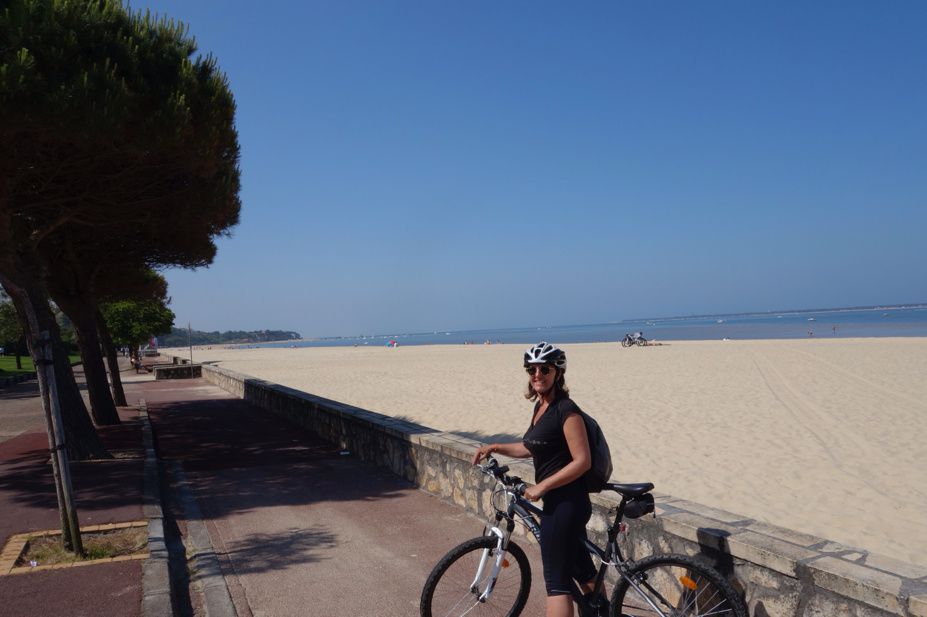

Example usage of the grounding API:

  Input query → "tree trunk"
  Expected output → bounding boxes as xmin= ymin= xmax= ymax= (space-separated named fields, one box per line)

xmin=130 ymin=344 xmax=140 ymax=372
xmin=0 ymin=270 xmax=108 ymax=460
xmin=97 ymin=310 xmax=127 ymax=407
xmin=0 ymin=210 xmax=86 ymax=553
xmin=52 ymin=294 xmax=120 ymax=425
xmin=34 ymin=329 xmax=85 ymax=555
xmin=52 ymin=339 xmax=107 ymax=459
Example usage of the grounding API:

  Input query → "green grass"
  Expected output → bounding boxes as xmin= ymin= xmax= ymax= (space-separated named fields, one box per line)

xmin=0 ymin=355 xmax=82 ymax=375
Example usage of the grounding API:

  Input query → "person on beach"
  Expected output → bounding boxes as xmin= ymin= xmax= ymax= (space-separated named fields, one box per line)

xmin=472 ymin=342 xmax=605 ymax=617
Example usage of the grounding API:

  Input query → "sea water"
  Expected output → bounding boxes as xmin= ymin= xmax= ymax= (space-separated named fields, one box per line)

xmin=249 ymin=306 xmax=927 ymax=349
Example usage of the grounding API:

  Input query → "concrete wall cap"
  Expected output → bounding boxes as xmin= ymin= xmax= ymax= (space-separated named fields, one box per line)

xmin=666 ymin=499 xmax=754 ymax=525
xmin=856 ymin=554 xmax=927 ymax=580
xmin=742 ymin=520 xmax=827 ymax=549
xmin=658 ymin=511 xmax=742 ymax=553
xmin=808 ymin=555 xmax=903 ymax=614
xmin=726 ymin=530 xmax=820 ymax=577
xmin=908 ymin=593 xmax=927 ymax=617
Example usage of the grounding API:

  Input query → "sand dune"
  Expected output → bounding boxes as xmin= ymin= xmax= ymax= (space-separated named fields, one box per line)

xmin=166 ymin=338 xmax=927 ymax=566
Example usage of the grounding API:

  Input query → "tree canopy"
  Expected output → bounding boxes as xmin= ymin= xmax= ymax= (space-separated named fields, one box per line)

xmin=0 ymin=296 xmax=23 ymax=350
xmin=101 ymin=299 xmax=175 ymax=350
xmin=158 ymin=327 xmax=302 ymax=347
xmin=0 ymin=0 xmax=240 ymax=421
xmin=1 ymin=0 xmax=241 ymax=265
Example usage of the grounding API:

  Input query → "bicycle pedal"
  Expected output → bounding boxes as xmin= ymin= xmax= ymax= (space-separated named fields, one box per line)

xmin=580 ymin=593 xmax=610 ymax=617
xmin=583 ymin=604 xmax=609 ymax=617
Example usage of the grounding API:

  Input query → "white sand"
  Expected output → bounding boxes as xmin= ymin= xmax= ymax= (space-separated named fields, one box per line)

xmin=167 ymin=338 xmax=927 ymax=566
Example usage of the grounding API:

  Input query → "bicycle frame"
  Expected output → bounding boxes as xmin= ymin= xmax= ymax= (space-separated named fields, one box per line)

xmin=486 ymin=475 xmax=673 ymax=617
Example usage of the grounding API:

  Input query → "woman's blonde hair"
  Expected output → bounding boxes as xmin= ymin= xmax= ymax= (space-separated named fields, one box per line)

xmin=524 ymin=366 xmax=569 ymax=401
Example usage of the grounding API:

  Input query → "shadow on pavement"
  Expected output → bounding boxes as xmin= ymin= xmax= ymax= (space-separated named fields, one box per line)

xmin=0 ymin=410 xmax=144 ymax=544
xmin=0 ymin=456 xmax=143 ymax=512
xmin=224 ymin=527 xmax=338 ymax=573
xmin=0 ymin=380 xmax=40 ymax=401
xmin=149 ymin=396 xmax=415 ymax=522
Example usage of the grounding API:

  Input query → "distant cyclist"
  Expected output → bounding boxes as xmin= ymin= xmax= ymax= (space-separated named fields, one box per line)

xmin=472 ymin=342 xmax=606 ymax=617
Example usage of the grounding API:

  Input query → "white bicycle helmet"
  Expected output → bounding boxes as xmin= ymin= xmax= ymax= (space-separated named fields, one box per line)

xmin=523 ymin=341 xmax=567 ymax=371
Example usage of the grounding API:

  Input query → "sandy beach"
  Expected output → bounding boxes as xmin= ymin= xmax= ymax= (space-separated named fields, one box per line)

xmin=165 ymin=338 xmax=927 ymax=567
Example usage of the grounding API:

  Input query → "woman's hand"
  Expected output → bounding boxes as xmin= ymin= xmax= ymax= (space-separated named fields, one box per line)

xmin=473 ymin=442 xmax=531 ymax=465
xmin=524 ymin=484 xmax=547 ymax=502
xmin=472 ymin=444 xmax=494 ymax=465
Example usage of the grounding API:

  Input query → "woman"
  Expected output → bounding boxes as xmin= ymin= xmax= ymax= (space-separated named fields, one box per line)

xmin=472 ymin=342 xmax=606 ymax=617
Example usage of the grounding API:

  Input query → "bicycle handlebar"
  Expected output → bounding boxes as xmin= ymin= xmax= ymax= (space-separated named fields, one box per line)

xmin=479 ymin=457 xmax=528 ymax=496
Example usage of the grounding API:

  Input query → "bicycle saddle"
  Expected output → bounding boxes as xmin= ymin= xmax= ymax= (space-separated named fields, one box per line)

xmin=605 ymin=482 xmax=654 ymax=497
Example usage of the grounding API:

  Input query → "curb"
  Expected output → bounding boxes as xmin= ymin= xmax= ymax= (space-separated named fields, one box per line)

xmin=170 ymin=460 xmax=238 ymax=617
xmin=139 ymin=400 xmax=173 ymax=617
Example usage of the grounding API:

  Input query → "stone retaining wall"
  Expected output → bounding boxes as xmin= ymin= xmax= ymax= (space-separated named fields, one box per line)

xmin=153 ymin=364 xmax=201 ymax=380
xmin=0 ymin=372 xmax=36 ymax=388
xmin=189 ymin=360 xmax=927 ymax=616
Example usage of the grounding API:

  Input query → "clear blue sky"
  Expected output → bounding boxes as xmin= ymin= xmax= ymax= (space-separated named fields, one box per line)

xmin=134 ymin=1 xmax=926 ymax=337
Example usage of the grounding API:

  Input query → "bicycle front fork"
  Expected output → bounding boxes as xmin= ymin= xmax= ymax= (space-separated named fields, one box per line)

xmin=471 ymin=525 xmax=510 ymax=601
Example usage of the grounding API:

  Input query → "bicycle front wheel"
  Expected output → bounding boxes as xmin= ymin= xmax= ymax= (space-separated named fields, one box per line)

xmin=610 ymin=554 xmax=746 ymax=617
xmin=421 ymin=536 xmax=531 ymax=617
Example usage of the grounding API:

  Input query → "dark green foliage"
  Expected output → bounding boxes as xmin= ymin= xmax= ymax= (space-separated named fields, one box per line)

xmin=100 ymin=299 xmax=175 ymax=348
xmin=158 ymin=328 xmax=302 ymax=347
xmin=97 ymin=268 xmax=169 ymax=305
xmin=53 ymin=304 xmax=78 ymax=349
xmin=0 ymin=297 xmax=23 ymax=348
xmin=0 ymin=0 xmax=241 ymax=268
xmin=0 ymin=297 xmax=28 ymax=369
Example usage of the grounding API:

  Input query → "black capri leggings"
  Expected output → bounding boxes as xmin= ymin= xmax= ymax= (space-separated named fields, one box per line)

xmin=539 ymin=481 xmax=597 ymax=596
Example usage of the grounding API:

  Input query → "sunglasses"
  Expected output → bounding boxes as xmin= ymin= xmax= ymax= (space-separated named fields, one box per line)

xmin=525 ymin=365 xmax=553 ymax=376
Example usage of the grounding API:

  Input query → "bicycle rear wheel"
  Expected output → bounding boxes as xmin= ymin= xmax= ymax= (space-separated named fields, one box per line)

xmin=421 ymin=536 xmax=531 ymax=617
xmin=609 ymin=554 xmax=746 ymax=617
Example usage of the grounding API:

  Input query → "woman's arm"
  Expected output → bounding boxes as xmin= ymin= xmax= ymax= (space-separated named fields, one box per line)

xmin=524 ymin=413 xmax=590 ymax=501
xmin=472 ymin=441 xmax=531 ymax=465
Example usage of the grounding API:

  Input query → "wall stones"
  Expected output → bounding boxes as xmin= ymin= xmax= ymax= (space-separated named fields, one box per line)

xmin=153 ymin=364 xmax=202 ymax=379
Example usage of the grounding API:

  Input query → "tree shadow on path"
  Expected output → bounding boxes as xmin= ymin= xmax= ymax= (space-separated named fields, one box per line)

xmin=149 ymin=396 xmax=418 ymax=520
xmin=223 ymin=527 xmax=339 ymax=574
xmin=0 ymin=414 xmax=145 ymax=544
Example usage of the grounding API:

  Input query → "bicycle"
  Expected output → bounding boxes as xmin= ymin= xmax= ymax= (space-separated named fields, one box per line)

xmin=420 ymin=457 xmax=747 ymax=617
xmin=621 ymin=333 xmax=648 ymax=347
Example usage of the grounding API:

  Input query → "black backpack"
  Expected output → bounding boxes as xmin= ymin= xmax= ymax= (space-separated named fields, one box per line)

xmin=580 ymin=411 xmax=613 ymax=493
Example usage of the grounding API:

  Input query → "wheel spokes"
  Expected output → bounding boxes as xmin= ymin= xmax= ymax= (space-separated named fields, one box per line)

xmin=427 ymin=541 xmax=527 ymax=617
xmin=626 ymin=564 xmax=738 ymax=617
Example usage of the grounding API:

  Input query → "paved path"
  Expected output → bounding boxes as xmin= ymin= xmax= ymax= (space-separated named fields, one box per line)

xmin=0 ymin=362 xmax=549 ymax=616
xmin=0 ymin=379 xmax=45 ymax=444
xmin=141 ymin=377 xmax=548 ymax=617
xmin=0 ymin=364 xmax=97 ymax=444
xmin=0 ymin=363 xmax=117 ymax=443
xmin=0 ymin=365 xmax=147 ymax=617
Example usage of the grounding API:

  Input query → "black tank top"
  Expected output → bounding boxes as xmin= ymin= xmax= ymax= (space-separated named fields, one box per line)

xmin=522 ymin=396 xmax=582 ymax=483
